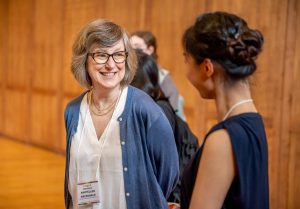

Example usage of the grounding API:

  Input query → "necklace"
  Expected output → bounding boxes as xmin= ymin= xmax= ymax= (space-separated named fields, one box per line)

xmin=90 ymin=101 xmax=116 ymax=116
xmin=90 ymin=97 xmax=117 ymax=116
xmin=89 ymin=90 xmax=120 ymax=116
xmin=91 ymin=90 xmax=118 ymax=113
xmin=222 ymin=99 xmax=253 ymax=121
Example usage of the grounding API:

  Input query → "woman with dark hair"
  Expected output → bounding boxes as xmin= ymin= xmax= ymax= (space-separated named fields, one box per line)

xmin=180 ymin=12 xmax=269 ymax=209
xmin=132 ymin=49 xmax=176 ymax=135
xmin=132 ymin=50 xmax=198 ymax=206
xmin=130 ymin=31 xmax=186 ymax=121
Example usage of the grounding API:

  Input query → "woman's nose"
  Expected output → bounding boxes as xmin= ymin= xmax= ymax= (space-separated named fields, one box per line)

xmin=105 ymin=56 xmax=116 ymax=69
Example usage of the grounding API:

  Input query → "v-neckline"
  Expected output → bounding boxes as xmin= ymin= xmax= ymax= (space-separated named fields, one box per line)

xmin=88 ymin=107 xmax=112 ymax=142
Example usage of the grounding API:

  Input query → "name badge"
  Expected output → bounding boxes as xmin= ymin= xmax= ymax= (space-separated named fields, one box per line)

xmin=77 ymin=180 xmax=100 ymax=206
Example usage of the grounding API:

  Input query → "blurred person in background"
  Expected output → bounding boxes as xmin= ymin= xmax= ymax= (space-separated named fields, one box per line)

xmin=132 ymin=49 xmax=199 ymax=208
xmin=130 ymin=31 xmax=186 ymax=120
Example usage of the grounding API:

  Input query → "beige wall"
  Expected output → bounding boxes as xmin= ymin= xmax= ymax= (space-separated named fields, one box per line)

xmin=0 ymin=0 xmax=299 ymax=208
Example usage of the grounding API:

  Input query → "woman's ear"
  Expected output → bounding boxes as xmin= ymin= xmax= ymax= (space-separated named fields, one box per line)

xmin=147 ymin=46 xmax=155 ymax=55
xmin=203 ymin=58 xmax=215 ymax=77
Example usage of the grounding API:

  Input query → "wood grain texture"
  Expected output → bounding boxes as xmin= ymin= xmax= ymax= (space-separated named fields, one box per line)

xmin=3 ymin=90 xmax=29 ymax=141
xmin=32 ymin=0 xmax=64 ymax=91
xmin=6 ymin=0 xmax=34 ymax=89
xmin=30 ymin=93 xmax=60 ymax=150
xmin=0 ymin=0 xmax=299 ymax=208
xmin=286 ymin=0 xmax=300 ymax=208
xmin=0 ymin=137 xmax=65 ymax=209
xmin=0 ymin=1 xmax=8 ymax=133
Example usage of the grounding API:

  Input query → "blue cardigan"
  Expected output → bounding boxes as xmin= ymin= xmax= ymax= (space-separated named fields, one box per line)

xmin=64 ymin=86 xmax=179 ymax=209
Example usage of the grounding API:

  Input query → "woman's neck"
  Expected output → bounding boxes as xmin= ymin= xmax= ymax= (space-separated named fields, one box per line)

xmin=215 ymin=80 xmax=256 ymax=121
xmin=91 ymin=85 xmax=121 ymax=108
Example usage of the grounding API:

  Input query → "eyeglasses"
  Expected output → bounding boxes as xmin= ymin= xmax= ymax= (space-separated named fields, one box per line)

xmin=88 ymin=51 xmax=128 ymax=64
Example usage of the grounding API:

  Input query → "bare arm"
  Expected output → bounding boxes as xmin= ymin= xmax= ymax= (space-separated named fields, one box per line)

xmin=189 ymin=129 xmax=236 ymax=209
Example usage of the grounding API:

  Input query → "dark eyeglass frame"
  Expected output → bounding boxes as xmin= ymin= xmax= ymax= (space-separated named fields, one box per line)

xmin=88 ymin=51 xmax=128 ymax=64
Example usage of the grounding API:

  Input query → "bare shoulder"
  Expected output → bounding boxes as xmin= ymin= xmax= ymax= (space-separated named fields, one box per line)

xmin=189 ymin=128 xmax=235 ymax=209
xmin=203 ymin=129 xmax=232 ymax=158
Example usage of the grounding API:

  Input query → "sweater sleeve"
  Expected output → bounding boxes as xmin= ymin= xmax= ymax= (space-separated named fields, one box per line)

xmin=146 ymin=113 xmax=179 ymax=198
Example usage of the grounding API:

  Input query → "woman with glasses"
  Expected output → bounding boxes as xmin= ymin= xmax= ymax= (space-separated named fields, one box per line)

xmin=64 ymin=19 xmax=179 ymax=209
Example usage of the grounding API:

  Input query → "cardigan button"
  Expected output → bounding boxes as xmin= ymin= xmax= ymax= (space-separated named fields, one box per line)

xmin=124 ymin=167 xmax=128 ymax=172
xmin=121 ymin=141 xmax=125 ymax=145
xmin=119 ymin=117 xmax=123 ymax=121
xmin=126 ymin=192 xmax=130 ymax=197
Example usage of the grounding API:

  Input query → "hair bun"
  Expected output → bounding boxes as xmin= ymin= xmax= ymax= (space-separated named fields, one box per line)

xmin=183 ymin=12 xmax=265 ymax=79
xmin=222 ymin=29 xmax=264 ymax=78
xmin=227 ymin=29 xmax=264 ymax=65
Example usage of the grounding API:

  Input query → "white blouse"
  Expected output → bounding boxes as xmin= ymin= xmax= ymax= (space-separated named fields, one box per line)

xmin=68 ymin=87 xmax=128 ymax=209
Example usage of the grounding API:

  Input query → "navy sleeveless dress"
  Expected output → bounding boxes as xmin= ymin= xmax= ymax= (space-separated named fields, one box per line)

xmin=181 ymin=113 xmax=269 ymax=209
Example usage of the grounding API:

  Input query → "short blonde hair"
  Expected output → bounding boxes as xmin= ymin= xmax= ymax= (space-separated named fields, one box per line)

xmin=71 ymin=19 xmax=137 ymax=89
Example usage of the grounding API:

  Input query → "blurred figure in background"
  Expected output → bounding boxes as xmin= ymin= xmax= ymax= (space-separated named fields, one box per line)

xmin=132 ymin=49 xmax=199 ymax=207
xmin=180 ymin=11 xmax=269 ymax=209
xmin=130 ymin=31 xmax=186 ymax=120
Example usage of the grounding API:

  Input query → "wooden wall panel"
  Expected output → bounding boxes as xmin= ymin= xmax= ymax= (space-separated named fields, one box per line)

xmin=30 ymin=0 xmax=64 ymax=149
xmin=99 ymin=0 xmax=147 ymax=31
xmin=287 ymin=0 xmax=300 ymax=208
xmin=6 ymin=0 xmax=34 ymax=89
xmin=0 ymin=0 xmax=299 ymax=208
xmin=30 ymin=94 xmax=60 ymax=150
xmin=3 ymin=90 xmax=29 ymax=140
xmin=0 ymin=1 xmax=8 ymax=133
xmin=0 ymin=1 xmax=6 ymax=83
xmin=4 ymin=0 xmax=35 ymax=142
xmin=32 ymin=0 xmax=64 ymax=92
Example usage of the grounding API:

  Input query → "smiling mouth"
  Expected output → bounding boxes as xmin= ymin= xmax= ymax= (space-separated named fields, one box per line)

xmin=100 ymin=72 xmax=117 ymax=76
